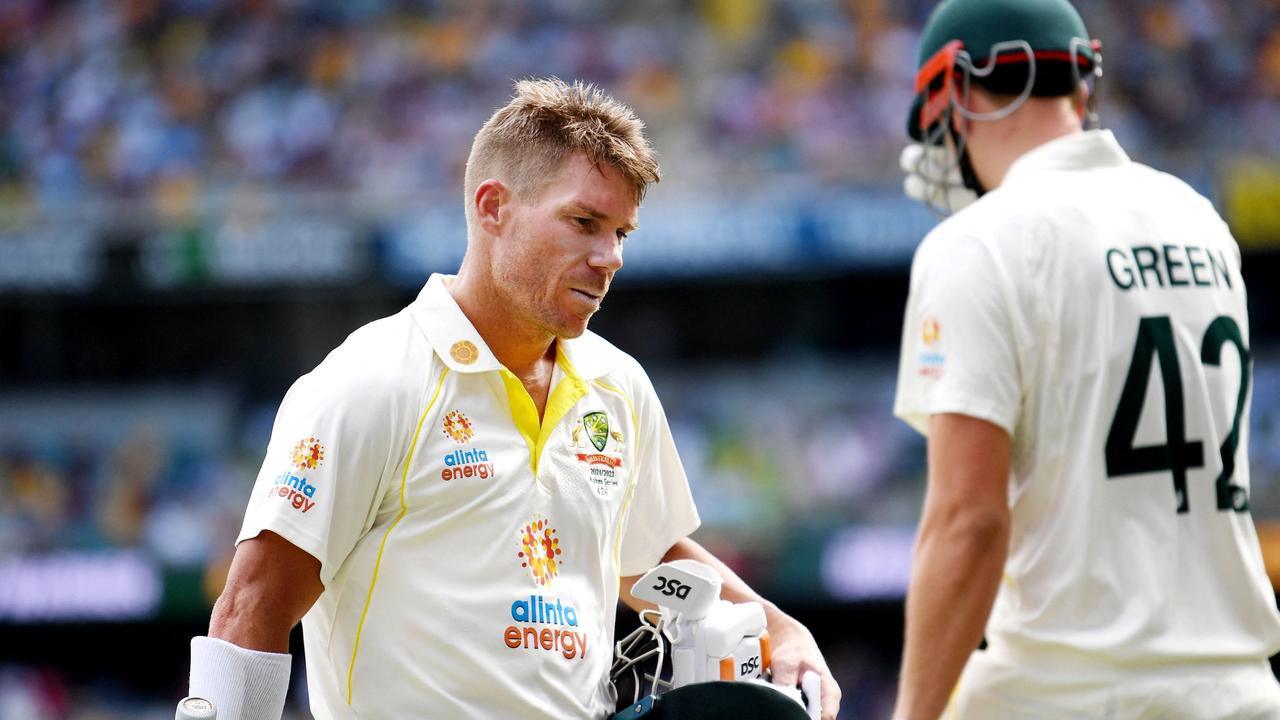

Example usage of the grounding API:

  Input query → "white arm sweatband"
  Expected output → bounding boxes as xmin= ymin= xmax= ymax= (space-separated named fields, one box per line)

xmin=189 ymin=635 xmax=292 ymax=720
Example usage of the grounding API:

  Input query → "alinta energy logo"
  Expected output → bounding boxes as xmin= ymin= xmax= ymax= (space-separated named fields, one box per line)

xmin=517 ymin=517 xmax=562 ymax=587
xmin=268 ymin=437 xmax=323 ymax=514
xmin=439 ymin=410 xmax=495 ymax=481
xmin=922 ymin=316 xmax=940 ymax=348
xmin=292 ymin=437 xmax=325 ymax=470
xmin=504 ymin=516 xmax=587 ymax=661
xmin=442 ymin=410 xmax=474 ymax=444
xmin=918 ymin=315 xmax=945 ymax=379
xmin=571 ymin=411 xmax=624 ymax=498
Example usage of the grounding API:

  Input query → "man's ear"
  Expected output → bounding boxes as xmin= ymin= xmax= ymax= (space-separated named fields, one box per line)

xmin=475 ymin=179 xmax=508 ymax=235
xmin=1074 ymin=81 xmax=1090 ymax=121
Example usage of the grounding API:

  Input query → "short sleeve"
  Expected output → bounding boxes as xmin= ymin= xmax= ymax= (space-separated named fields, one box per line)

xmin=238 ymin=360 xmax=400 ymax=587
xmin=894 ymin=232 xmax=1021 ymax=437
xmin=617 ymin=372 xmax=701 ymax=577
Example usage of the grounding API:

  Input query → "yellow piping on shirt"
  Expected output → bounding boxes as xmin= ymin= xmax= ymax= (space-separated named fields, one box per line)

xmin=594 ymin=378 xmax=639 ymax=573
xmin=346 ymin=366 xmax=449 ymax=705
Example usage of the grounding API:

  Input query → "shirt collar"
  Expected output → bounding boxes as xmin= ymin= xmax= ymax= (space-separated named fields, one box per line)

xmin=411 ymin=273 xmax=621 ymax=380
xmin=1003 ymin=129 xmax=1129 ymax=184
xmin=556 ymin=327 xmax=622 ymax=382
xmin=411 ymin=274 xmax=505 ymax=373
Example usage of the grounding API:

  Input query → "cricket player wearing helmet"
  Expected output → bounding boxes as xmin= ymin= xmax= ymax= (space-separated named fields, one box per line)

xmin=891 ymin=1 xmax=1280 ymax=718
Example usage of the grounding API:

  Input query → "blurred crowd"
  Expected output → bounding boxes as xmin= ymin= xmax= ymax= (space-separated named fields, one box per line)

xmin=0 ymin=389 xmax=264 ymax=574
xmin=1 ymin=0 xmax=1279 ymax=217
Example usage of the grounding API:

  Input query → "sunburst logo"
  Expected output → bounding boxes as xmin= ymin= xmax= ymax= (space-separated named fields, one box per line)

xmin=443 ymin=410 xmax=474 ymax=444
xmin=517 ymin=517 xmax=563 ymax=587
xmin=291 ymin=437 xmax=325 ymax=471
xmin=922 ymin=316 xmax=941 ymax=348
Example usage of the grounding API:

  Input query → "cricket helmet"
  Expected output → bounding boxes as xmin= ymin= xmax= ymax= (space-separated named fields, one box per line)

xmin=907 ymin=0 xmax=1101 ymax=144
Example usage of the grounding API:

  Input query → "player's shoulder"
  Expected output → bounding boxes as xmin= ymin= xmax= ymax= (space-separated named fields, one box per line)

xmin=299 ymin=308 xmax=435 ymax=412
xmin=913 ymin=199 xmax=1012 ymax=272
xmin=569 ymin=329 xmax=649 ymax=381
xmin=568 ymin=329 xmax=659 ymax=400
xmin=325 ymin=307 xmax=430 ymax=373
xmin=1124 ymin=160 xmax=1226 ymax=222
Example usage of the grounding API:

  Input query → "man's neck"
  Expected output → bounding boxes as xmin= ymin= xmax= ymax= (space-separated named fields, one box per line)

xmin=978 ymin=99 xmax=1083 ymax=190
xmin=446 ymin=270 xmax=557 ymax=384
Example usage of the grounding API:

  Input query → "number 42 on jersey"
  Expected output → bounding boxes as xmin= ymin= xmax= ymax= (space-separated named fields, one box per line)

xmin=1105 ymin=314 xmax=1251 ymax=514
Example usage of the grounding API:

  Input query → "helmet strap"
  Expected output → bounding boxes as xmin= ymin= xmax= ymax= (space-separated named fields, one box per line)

xmin=948 ymin=120 xmax=987 ymax=197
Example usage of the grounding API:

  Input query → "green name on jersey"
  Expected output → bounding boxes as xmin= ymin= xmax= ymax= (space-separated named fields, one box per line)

xmin=1105 ymin=244 xmax=1233 ymax=291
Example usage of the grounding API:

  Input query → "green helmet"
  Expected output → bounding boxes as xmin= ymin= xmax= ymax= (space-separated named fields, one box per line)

xmin=907 ymin=0 xmax=1100 ymax=142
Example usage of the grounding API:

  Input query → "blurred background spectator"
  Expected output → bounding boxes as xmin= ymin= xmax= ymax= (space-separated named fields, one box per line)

xmin=2 ymin=0 xmax=1277 ymax=210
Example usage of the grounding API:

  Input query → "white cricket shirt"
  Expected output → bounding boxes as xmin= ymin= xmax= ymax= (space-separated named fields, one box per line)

xmin=895 ymin=130 xmax=1280 ymax=670
xmin=239 ymin=273 xmax=700 ymax=718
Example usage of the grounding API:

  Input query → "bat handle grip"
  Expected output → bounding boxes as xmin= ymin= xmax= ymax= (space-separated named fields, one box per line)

xmin=176 ymin=696 xmax=217 ymax=720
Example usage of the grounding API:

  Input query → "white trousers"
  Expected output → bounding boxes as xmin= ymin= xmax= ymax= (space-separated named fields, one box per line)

xmin=948 ymin=650 xmax=1280 ymax=720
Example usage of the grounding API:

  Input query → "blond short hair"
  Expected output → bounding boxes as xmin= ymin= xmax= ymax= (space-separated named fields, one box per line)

xmin=464 ymin=78 xmax=660 ymax=226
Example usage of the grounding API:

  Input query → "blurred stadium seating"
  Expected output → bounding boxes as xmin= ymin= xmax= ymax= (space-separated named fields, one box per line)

xmin=1 ymin=0 xmax=1279 ymax=717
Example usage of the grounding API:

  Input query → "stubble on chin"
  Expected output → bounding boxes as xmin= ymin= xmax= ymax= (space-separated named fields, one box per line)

xmin=547 ymin=304 xmax=593 ymax=340
xmin=554 ymin=323 xmax=589 ymax=340
xmin=495 ymin=263 xmax=599 ymax=340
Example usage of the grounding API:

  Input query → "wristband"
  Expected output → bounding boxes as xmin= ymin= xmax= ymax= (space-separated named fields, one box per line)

xmin=189 ymin=636 xmax=291 ymax=720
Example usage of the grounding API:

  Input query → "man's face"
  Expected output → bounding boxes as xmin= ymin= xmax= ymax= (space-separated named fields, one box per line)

xmin=949 ymin=87 xmax=1005 ymax=189
xmin=492 ymin=152 xmax=638 ymax=339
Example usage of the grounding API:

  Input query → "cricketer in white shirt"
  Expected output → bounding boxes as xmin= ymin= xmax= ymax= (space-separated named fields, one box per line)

xmin=190 ymin=77 xmax=841 ymax=720
xmin=240 ymin=273 xmax=699 ymax=718
xmin=896 ymin=129 xmax=1280 ymax=714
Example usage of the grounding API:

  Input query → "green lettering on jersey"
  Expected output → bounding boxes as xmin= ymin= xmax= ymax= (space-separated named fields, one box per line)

xmin=1105 ymin=248 xmax=1135 ymax=290
xmin=1208 ymin=248 xmax=1233 ymax=289
xmin=1131 ymin=246 xmax=1164 ymax=289
xmin=1105 ymin=316 xmax=1204 ymax=513
xmin=1200 ymin=316 xmax=1250 ymax=512
xmin=1105 ymin=315 xmax=1251 ymax=515
xmin=1186 ymin=246 xmax=1213 ymax=287
xmin=1163 ymin=245 xmax=1189 ymax=287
